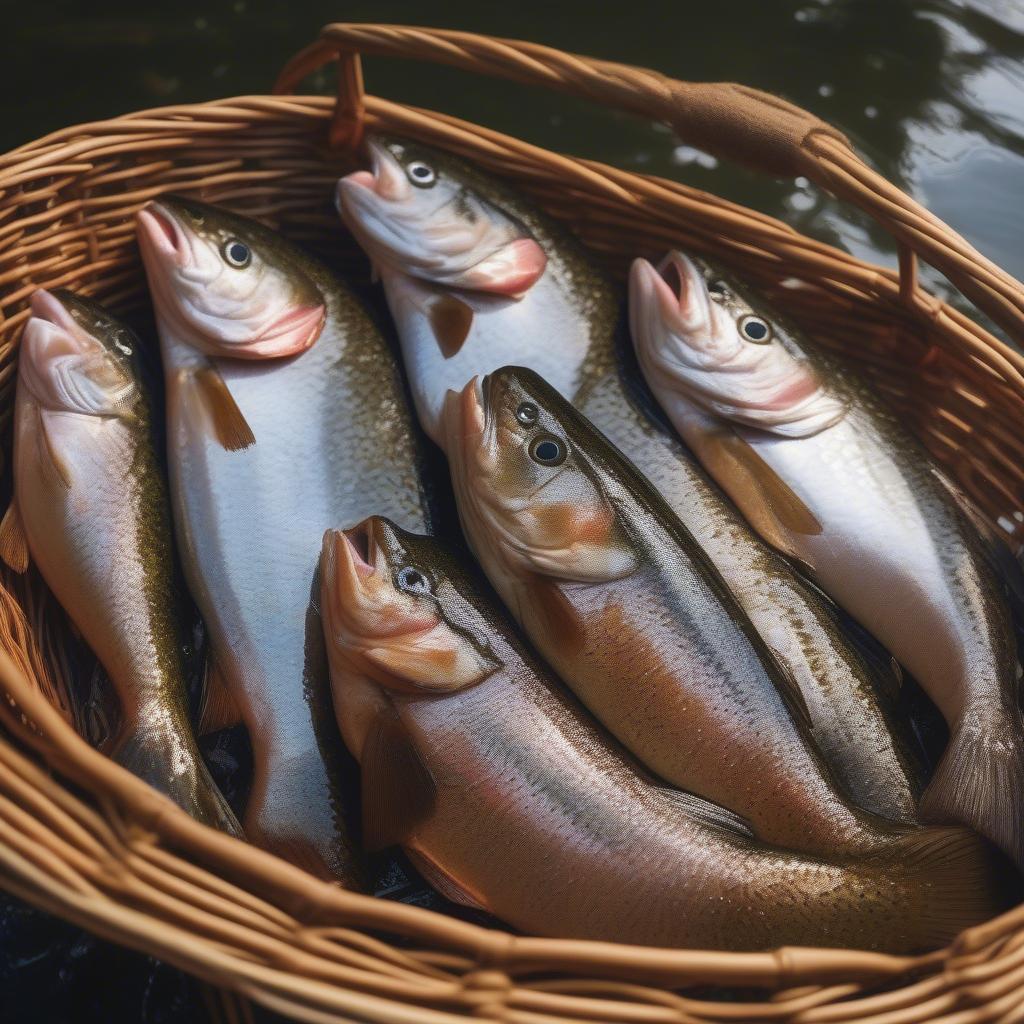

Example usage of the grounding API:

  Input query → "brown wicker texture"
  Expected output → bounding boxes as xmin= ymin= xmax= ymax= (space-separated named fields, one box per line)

xmin=2 ymin=22 xmax=1024 ymax=1024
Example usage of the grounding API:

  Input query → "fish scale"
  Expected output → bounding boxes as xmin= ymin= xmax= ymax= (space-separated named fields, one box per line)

xmin=320 ymin=516 xmax=1006 ymax=953
xmin=8 ymin=290 xmax=240 ymax=835
xmin=139 ymin=196 xmax=433 ymax=886
xmin=630 ymin=249 xmax=1024 ymax=869
xmin=336 ymin=135 xmax=925 ymax=829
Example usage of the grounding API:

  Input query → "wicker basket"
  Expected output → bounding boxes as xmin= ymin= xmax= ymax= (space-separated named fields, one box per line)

xmin=2 ymin=22 xmax=1024 ymax=1024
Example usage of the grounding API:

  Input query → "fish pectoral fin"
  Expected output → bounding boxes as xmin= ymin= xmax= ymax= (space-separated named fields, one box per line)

xmin=656 ymin=787 xmax=755 ymax=840
xmin=36 ymin=407 xmax=72 ymax=489
xmin=0 ymin=499 xmax=29 ymax=573
xmin=523 ymin=574 xmax=586 ymax=653
xmin=186 ymin=364 xmax=255 ymax=452
xmin=429 ymin=294 xmax=474 ymax=358
xmin=698 ymin=429 xmax=821 ymax=563
xmin=361 ymin=709 xmax=436 ymax=852
xmin=406 ymin=848 xmax=489 ymax=912
xmin=197 ymin=656 xmax=242 ymax=734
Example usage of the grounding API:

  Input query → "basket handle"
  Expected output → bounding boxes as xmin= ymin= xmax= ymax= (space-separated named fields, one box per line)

xmin=274 ymin=24 xmax=1024 ymax=346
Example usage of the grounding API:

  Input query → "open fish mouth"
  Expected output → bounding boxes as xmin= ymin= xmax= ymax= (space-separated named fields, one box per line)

xmin=632 ymin=251 xmax=709 ymax=343
xmin=341 ymin=518 xmax=378 ymax=581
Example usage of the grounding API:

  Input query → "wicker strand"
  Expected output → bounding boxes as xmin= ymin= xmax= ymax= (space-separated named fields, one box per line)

xmin=1 ymin=23 xmax=1023 ymax=1022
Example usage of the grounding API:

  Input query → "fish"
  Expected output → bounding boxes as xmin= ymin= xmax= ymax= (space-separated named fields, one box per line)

xmin=629 ymin=250 xmax=1024 ymax=867
xmin=137 ymin=195 xmax=433 ymax=885
xmin=336 ymin=137 xmax=923 ymax=822
xmin=318 ymin=514 xmax=1005 ymax=953
xmin=4 ymin=289 xmax=240 ymax=835
xmin=443 ymin=366 xmax=956 ymax=859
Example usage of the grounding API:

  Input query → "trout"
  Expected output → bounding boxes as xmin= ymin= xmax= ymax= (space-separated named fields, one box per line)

xmin=630 ymin=249 xmax=1024 ymax=867
xmin=336 ymin=137 xmax=922 ymax=821
xmin=137 ymin=196 xmax=432 ymax=883
xmin=445 ymin=366 xmax=941 ymax=858
xmin=319 ymin=514 xmax=1003 ymax=952
xmin=5 ymin=289 xmax=239 ymax=834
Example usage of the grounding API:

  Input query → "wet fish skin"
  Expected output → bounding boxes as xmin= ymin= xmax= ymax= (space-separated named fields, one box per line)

xmin=336 ymin=137 xmax=922 ymax=824
xmin=10 ymin=289 xmax=240 ymax=834
xmin=630 ymin=250 xmax=1024 ymax=867
xmin=444 ymin=366 xmax=928 ymax=858
xmin=138 ymin=196 xmax=432 ymax=885
xmin=319 ymin=515 xmax=1005 ymax=953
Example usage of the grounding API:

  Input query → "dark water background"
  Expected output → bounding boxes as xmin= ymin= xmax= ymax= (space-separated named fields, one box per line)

xmin=2 ymin=0 xmax=1023 ymax=1021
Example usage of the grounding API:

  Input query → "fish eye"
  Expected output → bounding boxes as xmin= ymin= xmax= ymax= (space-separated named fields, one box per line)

xmin=222 ymin=240 xmax=252 ymax=268
xmin=515 ymin=401 xmax=539 ymax=426
xmin=738 ymin=315 xmax=772 ymax=344
xmin=708 ymin=280 xmax=729 ymax=302
xmin=529 ymin=434 xmax=567 ymax=467
xmin=397 ymin=565 xmax=432 ymax=595
xmin=406 ymin=161 xmax=437 ymax=188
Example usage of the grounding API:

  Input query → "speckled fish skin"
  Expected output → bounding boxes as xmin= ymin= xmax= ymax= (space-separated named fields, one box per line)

xmin=336 ymin=137 xmax=921 ymax=823
xmin=630 ymin=250 xmax=1024 ymax=867
xmin=446 ymin=367 xmax=935 ymax=859
xmin=12 ymin=290 xmax=240 ymax=835
xmin=320 ymin=516 xmax=1004 ymax=953
xmin=138 ymin=196 xmax=432 ymax=885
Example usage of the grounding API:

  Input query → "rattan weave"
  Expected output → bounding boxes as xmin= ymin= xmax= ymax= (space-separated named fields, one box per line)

xmin=1 ymin=23 xmax=1024 ymax=1024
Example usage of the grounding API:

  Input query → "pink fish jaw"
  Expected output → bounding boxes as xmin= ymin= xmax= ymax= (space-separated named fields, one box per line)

xmin=457 ymin=238 xmax=548 ymax=297
xmin=232 ymin=303 xmax=326 ymax=359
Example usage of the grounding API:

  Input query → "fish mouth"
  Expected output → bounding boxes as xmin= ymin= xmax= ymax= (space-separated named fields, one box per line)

xmin=25 ymin=290 xmax=100 ymax=363
xmin=20 ymin=290 xmax=118 ymax=412
xmin=337 ymin=138 xmax=410 ymax=208
xmin=442 ymin=375 xmax=488 ymax=457
xmin=630 ymin=252 xmax=713 ymax=361
xmin=340 ymin=518 xmax=379 ymax=581
xmin=137 ymin=201 xmax=190 ymax=267
xmin=657 ymin=251 xmax=703 ymax=322
xmin=29 ymin=290 xmax=90 ymax=346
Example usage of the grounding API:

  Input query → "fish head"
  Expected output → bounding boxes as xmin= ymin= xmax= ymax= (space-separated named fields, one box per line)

xmin=18 ymin=289 xmax=141 ymax=418
xmin=320 ymin=517 xmax=500 ymax=699
xmin=442 ymin=366 xmax=638 ymax=587
xmin=336 ymin=136 xmax=547 ymax=296
xmin=629 ymin=252 xmax=846 ymax=437
xmin=136 ymin=195 xmax=326 ymax=359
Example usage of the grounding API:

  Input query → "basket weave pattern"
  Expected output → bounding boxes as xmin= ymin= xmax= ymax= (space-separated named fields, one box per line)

xmin=1 ymin=23 xmax=1024 ymax=1024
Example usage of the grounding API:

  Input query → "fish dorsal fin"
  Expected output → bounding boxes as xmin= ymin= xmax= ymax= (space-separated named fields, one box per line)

xmin=187 ymin=364 xmax=255 ymax=452
xmin=429 ymin=294 xmax=474 ymax=358
xmin=657 ymin=787 xmax=755 ymax=840
xmin=0 ymin=500 xmax=29 ymax=573
xmin=697 ymin=428 xmax=821 ymax=564
xmin=361 ymin=708 xmax=437 ymax=852
xmin=765 ymin=643 xmax=814 ymax=733
xmin=406 ymin=848 xmax=489 ymax=912
xmin=198 ymin=655 xmax=242 ymax=734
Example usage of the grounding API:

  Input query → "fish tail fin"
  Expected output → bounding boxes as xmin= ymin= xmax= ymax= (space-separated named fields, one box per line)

xmin=113 ymin=723 xmax=243 ymax=838
xmin=919 ymin=708 xmax=1024 ymax=871
xmin=892 ymin=825 xmax=1012 ymax=948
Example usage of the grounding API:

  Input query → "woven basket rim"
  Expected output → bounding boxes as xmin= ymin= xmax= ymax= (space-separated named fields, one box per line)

xmin=1 ymin=23 xmax=1024 ymax=1023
